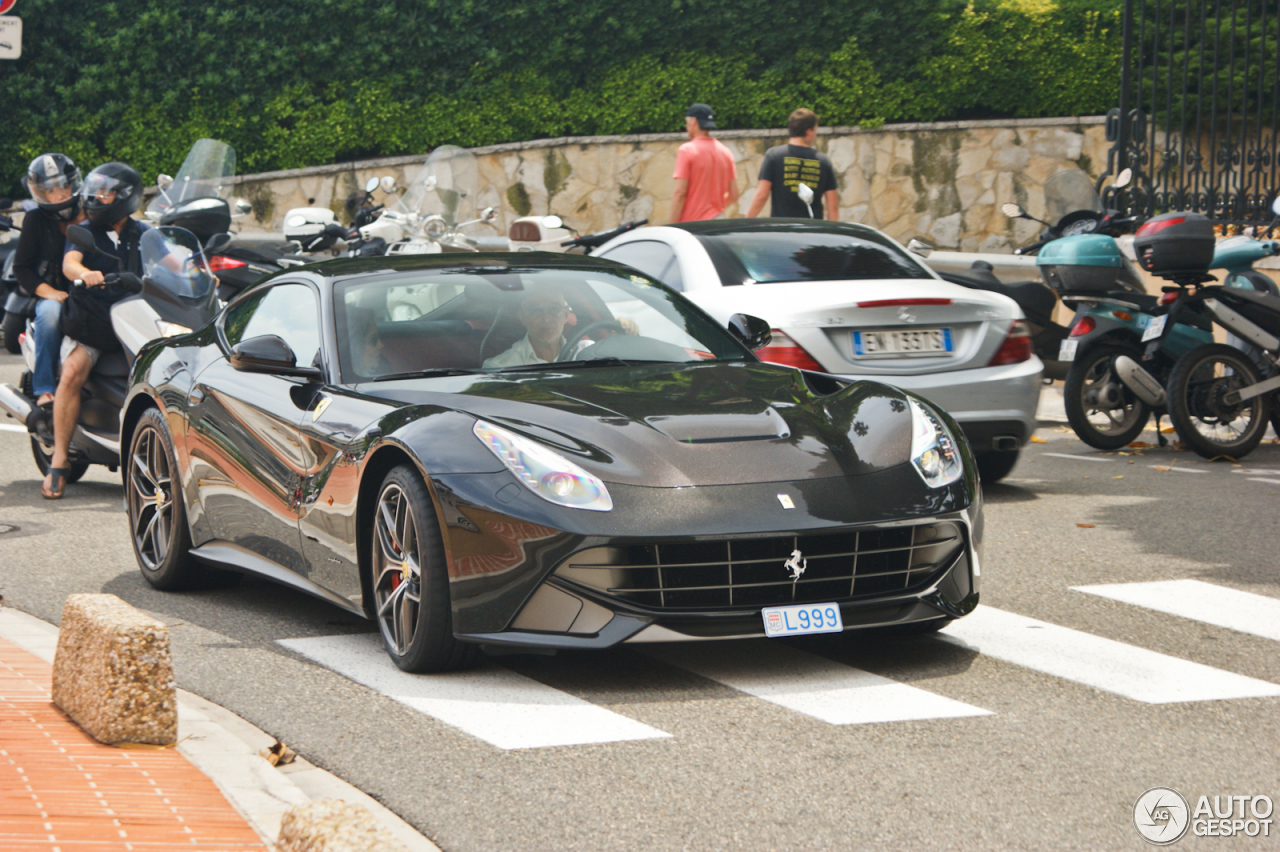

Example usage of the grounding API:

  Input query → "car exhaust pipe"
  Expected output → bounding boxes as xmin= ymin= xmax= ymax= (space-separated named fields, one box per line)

xmin=0 ymin=383 xmax=33 ymax=425
xmin=992 ymin=435 xmax=1019 ymax=451
xmin=1114 ymin=355 xmax=1166 ymax=407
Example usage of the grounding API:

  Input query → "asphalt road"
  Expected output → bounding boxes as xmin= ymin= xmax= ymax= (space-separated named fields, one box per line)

xmin=1 ymin=350 xmax=1278 ymax=851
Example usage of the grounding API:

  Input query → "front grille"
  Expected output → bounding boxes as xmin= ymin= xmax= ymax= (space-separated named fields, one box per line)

xmin=554 ymin=522 xmax=963 ymax=611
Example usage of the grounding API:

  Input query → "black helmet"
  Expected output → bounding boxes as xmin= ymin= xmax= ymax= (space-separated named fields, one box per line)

xmin=82 ymin=162 xmax=143 ymax=226
xmin=26 ymin=153 xmax=83 ymax=222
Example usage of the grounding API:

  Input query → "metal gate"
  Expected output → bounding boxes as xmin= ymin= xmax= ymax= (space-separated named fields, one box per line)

xmin=1105 ymin=0 xmax=1280 ymax=227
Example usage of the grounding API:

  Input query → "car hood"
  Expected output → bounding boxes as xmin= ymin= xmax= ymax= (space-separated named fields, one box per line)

xmin=362 ymin=362 xmax=916 ymax=487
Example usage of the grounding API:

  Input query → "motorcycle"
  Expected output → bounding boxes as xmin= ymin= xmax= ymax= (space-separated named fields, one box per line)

xmin=0 ymin=225 xmax=222 ymax=483
xmin=1 ymin=199 xmax=31 ymax=354
xmin=1140 ymin=201 xmax=1280 ymax=460
xmin=147 ymin=139 xmax=305 ymax=301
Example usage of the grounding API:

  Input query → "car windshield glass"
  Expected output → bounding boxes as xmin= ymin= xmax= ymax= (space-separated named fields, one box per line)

xmin=332 ymin=265 xmax=747 ymax=382
xmin=697 ymin=226 xmax=932 ymax=283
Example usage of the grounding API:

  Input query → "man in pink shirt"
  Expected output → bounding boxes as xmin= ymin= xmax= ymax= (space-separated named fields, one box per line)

xmin=670 ymin=103 xmax=738 ymax=223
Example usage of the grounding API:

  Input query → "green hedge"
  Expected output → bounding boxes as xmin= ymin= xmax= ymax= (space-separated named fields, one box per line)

xmin=0 ymin=0 xmax=1122 ymax=198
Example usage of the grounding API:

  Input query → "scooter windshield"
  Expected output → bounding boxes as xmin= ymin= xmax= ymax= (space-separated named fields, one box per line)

xmin=145 ymin=139 xmax=237 ymax=218
xmin=398 ymin=145 xmax=478 ymax=228
xmin=1043 ymin=169 xmax=1102 ymax=223
xmin=141 ymin=227 xmax=216 ymax=302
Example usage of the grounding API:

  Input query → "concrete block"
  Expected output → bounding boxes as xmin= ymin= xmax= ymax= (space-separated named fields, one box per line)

xmin=51 ymin=594 xmax=177 ymax=746
xmin=277 ymin=799 xmax=410 ymax=852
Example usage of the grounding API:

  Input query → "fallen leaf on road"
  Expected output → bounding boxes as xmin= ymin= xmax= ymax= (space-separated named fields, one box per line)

xmin=1127 ymin=441 xmax=1153 ymax=448
xmin=1154 ymin=465 xmax=1171 ymax=471
xmin=1161 ymin=426 xmax=1177 ymax=433
xmin=1029 ymin=436 xmax=1047 ymax=443
xmin=1076 ymin=523 xmax=1096 ymax=528
xmin=260 ymin=740 xmax=297 ymax=766
xmin=1207 ymin=455 xmax=1237 ymax=463
xmin=1112 ymin=475 xmax=1123 ymax=479
xmin=1173 ymin=441 xmax=1188 ymax=450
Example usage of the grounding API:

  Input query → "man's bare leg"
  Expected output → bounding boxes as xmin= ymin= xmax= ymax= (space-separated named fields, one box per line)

xmin=43 ymin=345 xmax=91 ymax=496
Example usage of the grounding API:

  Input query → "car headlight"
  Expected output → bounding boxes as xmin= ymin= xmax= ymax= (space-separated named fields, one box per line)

xmin=908 ymin=399 xmax=963 ymax=488
xmin=473 ymin=420 xmax=613 ymax=511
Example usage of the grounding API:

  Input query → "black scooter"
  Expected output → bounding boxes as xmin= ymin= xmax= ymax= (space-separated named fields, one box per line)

xmin=0 ymin=199 xmax=30 ymax=354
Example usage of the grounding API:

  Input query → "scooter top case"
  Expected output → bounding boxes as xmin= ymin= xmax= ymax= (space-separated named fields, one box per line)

xmin=1037 ymin=234 xmax=1136 ymax=294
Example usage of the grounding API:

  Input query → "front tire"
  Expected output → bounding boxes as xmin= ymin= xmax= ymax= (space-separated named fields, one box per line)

xmin=371 ymin=464 xmax=479 ymax=673
xmin=128 ymin=408 xmax=202 ymax=589
xmin=1167 ymin=343 xmax=1271 ymax=460
xmin=2 ymin=311 xmax=22 ymax=355
xmin=1063 ymin=344 xmax=1150 ymax=449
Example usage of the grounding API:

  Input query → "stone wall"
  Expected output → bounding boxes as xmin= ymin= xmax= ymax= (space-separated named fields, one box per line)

xmin=232 ymin=116 xmax=1110 ymax=250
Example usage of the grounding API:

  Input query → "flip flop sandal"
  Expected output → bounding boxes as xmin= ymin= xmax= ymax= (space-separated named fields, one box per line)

xmin=41 ymin=467 xmax=68 ymax=500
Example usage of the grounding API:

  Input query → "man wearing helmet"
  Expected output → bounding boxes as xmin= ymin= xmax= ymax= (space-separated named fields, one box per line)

xmin=12 ymin=153 xmax=85 ymax=421
xmin=41 ymin=162 xmax=150 ymax=498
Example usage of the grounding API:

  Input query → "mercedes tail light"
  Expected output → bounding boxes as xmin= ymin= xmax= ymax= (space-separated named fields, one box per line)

xmin=756 ymin=330 xmax=825 ymax=371
xmin=989 ymin=320 xmax=1034 ymax=366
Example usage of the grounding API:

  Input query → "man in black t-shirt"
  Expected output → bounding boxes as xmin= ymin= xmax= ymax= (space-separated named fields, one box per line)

xmin=745 ymin=108 xmax=839 ymax=220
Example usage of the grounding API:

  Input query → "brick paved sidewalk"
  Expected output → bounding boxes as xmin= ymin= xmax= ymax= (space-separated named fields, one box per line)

xmin=0 ymin=636 xmax=269 ymax=851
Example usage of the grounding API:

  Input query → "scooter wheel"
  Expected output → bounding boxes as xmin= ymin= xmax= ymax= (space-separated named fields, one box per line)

xmin=1063 ymin=344 xmax=1151 ymax=450
xmin=1167 ymin=343 xmax=1271 ymax=460
xmin=30 ymin=438 xmax=89 ymax=484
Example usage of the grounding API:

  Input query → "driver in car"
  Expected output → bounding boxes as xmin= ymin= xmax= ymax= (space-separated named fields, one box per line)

xmin=483 ymin=286 xmax=637 ymax=369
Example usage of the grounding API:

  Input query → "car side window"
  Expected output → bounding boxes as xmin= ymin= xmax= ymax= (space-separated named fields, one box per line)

xmin=599 ymin=240 xmax=683 ymax=291
xmin=222 ymin=283 xmax=322 ymax=369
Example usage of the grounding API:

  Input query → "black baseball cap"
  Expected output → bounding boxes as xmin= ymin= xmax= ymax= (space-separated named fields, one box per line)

xmin=686 ymin=103 xmax=717 ymax=130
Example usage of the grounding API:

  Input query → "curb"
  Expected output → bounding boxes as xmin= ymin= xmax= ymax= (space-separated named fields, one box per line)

xmin=0 ymin=606 xmax=440 ymax=852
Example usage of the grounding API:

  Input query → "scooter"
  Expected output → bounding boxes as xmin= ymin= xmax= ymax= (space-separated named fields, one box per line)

xmin=1 ymin=199 xmax=32 ymax=354
xmin=1138 ymin=202 xmax=1280 ymax=460
xmin=0 ymin=225 xmax=222 ymax=484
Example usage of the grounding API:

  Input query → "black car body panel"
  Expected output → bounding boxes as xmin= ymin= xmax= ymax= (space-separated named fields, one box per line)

xmin=121 ymin=252 xmax=982 ymax=652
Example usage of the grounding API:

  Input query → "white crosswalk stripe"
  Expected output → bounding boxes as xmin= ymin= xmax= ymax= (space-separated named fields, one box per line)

xmin=1041 ymin=452 xmax=1115 ymax=462
xmin=939 ymin=606 xmax=1280 ymax=704
xmin=643 ymin=641 xmax=991 ymax=726
xmin=1073 ymin=579 xmax=1280 ymax=643
xmin=279 ymin=633 xmax=670 ymax=750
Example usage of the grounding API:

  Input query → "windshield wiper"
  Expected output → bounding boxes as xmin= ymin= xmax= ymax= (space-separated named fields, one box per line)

xmin=371 ymin=368 xmax=478 ymax=381
xmin=496 ymin=357 xmax=650 ymax=373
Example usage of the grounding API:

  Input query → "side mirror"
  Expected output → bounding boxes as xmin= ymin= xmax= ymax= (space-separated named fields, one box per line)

xmin=906 ymin=238 xmax=934 ymax=258
xmin=234 ymin=199 xmax=253 ymax=215
xmin=1114 ymin=168 xmax=1133 ymax=190
xmin=365 ymin=176 xmax=380 ymax=194
xmin=481 ymin=206 xmax=497 ymax=222
xmin=1001 ymin=202 xmax=1027 ymax=219
xmin=728 ymin=313 xmax=773 ymax=352
xmin=66 ymin=224 xmax=98 ymax=253
xmin=541 ymin=215 xmax=564 ymax=230
xmin=156 ymin=175 xmax=174 ymax=190
xmin=204 ymin=233 xmax=232 ymax=255
xmin=229 ymin=334 xmax=322 ymax=378
xmin=380 ymin=176 xmax=398 ymax=193
xmin=423 ymin=175 xmax=438 ymax=192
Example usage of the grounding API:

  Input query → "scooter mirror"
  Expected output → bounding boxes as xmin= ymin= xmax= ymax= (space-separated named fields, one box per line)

xmin=1272 ymin=195 xmax=1280 ymax=216
xmin=797 ymin=183 xmax=815 ymax=204
xmin=0 ymin=198 xmax=11 ymax=210
xmin=380 ymin=176 xmax=398 ymax=193
xmin=234 ymin=199 xmax=253 ymax=215
xmin=1001 ymin=202 xmax=1026 ymax=219
xmin=906 ymin=238 xmax=934 ymax=257
xmin=541 ymin=215 xmax=564 ymax=230
xmin=66 ymin=224 xmax=97 ymax=253
xmin=1114 ymin=168 xmax=1133 ymax=189
xmin=365 ymin=176 xmax=380 ymax=194
xmin=481 ymin=206 xmax=497 ymax=222
xmin=156 ymin=175 xmax=174 ymax=191
xmin=205 ymin=233 xmax=232 ymax=255
xmin=423 ymin=175 xmax=438 ymax=192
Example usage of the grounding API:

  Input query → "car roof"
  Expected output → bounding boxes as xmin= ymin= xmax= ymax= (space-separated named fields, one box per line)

xmin=668 ymin=219 xmax=891 ymax=240
xmin=303 ymin=250 xmax=634 ymax=284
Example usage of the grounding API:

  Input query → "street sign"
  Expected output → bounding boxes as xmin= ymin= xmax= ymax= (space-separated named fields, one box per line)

xmin=0 ymin=16 xmax=19 ymax=59
xmin=0 ymin=0 xmax=17 ymax=16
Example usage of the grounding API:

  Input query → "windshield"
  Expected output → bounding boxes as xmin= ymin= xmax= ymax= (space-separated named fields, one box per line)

xmin=332 ymin=266 xmax=746 ymax=382
xmin=1043 ymin=168 xmax=1101 ymax=222
xmin=141 ymin=226 xmax=216 ymax=301
xmin=396 ymin=145 xmax=478 ymax=227
xmin=145 ymin=139 xmax=236 ymax=218
xmin=696 ymin=225 xmax=933 ymax=283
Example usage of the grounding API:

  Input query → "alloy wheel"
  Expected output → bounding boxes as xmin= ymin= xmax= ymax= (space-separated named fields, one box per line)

xmin=373 ymin=483 xmax=423 ymax=656
xmin=128 ymin=425 xmax=174 ymax=570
